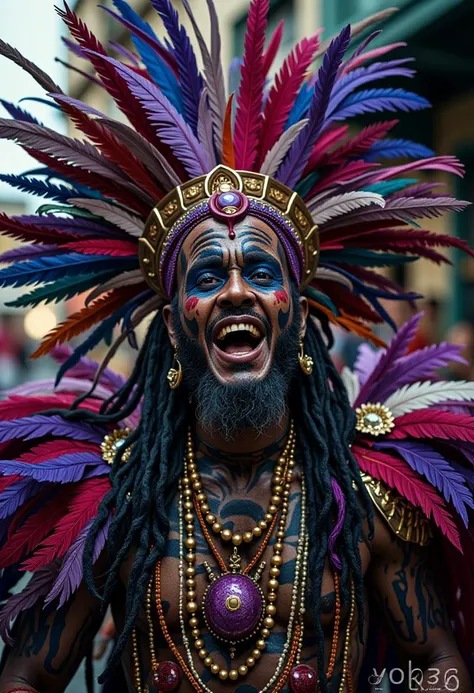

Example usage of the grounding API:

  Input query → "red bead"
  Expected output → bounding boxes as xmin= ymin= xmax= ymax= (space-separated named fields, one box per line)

xmin=289 ymin=664 xmax=318 ymax=693
xmin=153 ymin=661 xmax=182 ymax=691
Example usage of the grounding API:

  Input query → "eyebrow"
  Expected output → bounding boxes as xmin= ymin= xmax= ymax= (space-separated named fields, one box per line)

xmin=188 ymin=247 xmax=224 ymax=269
xmin=242 ymin=245 xmax=283 ymax=269
xmin=239 ymin=229 xmax=273 ymax=248
xmin=190 ymin=230 xmax=225 ymax=259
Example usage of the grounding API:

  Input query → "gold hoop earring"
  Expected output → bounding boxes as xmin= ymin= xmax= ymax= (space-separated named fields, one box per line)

xmin=298 ymin=338 xmax=313 ymax=376
xmin=167 ymin=345 xmax=183 ymax=389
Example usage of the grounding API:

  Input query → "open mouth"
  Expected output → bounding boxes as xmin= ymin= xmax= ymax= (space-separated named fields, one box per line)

xmin=211 ymin=317 xmax=267 ymax=363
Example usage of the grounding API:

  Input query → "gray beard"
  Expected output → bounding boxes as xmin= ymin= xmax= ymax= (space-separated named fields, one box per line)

xmin=172 ymin=303 xmax=300 ymax=440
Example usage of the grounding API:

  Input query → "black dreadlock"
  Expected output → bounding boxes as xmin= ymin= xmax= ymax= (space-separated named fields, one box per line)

xmin=57 ymin=304 xmax=373 ymax=690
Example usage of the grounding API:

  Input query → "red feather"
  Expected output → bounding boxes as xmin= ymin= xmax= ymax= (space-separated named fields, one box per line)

xmin=0 ymin=214 xmax=81 ymax=245
xmin=26 ymin=149 xmax=150 ymax=217
xmin=54 ymin=99 xmax=164 ymax=201
xmin=322 ymin=120 xmax=399 ymax=166
xmin=22 ymin=477 xmax=111 ymax=570
xmin=0 ymin=394 xmax=102 ymax=421
xmin=390 ymin=410 xmax=474 ymax=444
xmin=222 ymin=94 xmax=236 ymax=169
xmin=314 ymin=279 xmax=383 ymax=323
xmin=0 ymin=487 xmax=73 ymax=568
xmin=262 ymin=19 xmax=284 ymax=77
xmin=303 ymin=125 xmax=349 ymax=173
xmin=63 ymin=239 xmax=138 ymax=257
xmin=353 ymin=444 xmax=461 ymax=550
xmin=19 ymin=440 xmax=100 ymax=465
xmin=233 ymin=0 xmax=269 ymax=170
xmin=57 ymin=4 xmax=156 ymax=144
xmin=258 ymin=33 xmax=321 ymax=166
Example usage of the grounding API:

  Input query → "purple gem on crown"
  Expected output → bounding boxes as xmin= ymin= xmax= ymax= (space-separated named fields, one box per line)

xmin=217 ymin=191 xmax=242 ymax=210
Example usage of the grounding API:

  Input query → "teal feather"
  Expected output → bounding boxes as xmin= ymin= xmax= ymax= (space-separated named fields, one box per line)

xmin=7 ymin=271 xmax=119 ymax=308
xmin=303 ymin=286 xmax=339 ymax=314
xmin=321 ymin=250 xmax=418 ymax=267
xmin=365 ymin=178 xmax=418 ymax=197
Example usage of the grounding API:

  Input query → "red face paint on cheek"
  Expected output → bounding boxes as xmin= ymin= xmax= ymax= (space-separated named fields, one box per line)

xmin=185 ymin=296 xmax=199 ymax=312
xmin=274 ymin=290 xmax=289 ymax=305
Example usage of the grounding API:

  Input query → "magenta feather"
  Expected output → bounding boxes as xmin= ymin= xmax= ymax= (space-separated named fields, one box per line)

xmin=233 ymin=0 xmax=269 ymax=170
xmin=353 ymin=444 xmax=461 ymax=550
xmin=262 ymin=20 xmax=285 ymax=76
xmin=258 ymin=33 xmax=320 ymax=166
xmin=391 ymin=410 xmax=474 ymax=444
xmin=342 ymin=42 xmax=407 ymax=75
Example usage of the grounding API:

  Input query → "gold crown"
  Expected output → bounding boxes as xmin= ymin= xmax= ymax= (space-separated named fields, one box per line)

xmin=139 ymin=165 xmax=319 ymax=298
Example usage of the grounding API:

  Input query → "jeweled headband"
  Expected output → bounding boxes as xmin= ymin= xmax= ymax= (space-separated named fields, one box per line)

xmin=139 ymin=166 xmax=319 ymax=299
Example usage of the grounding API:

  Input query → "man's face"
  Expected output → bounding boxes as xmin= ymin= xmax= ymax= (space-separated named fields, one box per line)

xmin=163 ymin=216 xmax=308 ymax=385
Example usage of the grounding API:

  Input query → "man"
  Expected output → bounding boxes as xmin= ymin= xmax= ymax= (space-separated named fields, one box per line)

xmin=0 ymin=1 xmax=472 ymax=692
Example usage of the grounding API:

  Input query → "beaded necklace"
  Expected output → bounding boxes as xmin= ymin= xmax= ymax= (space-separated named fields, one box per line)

xmin=131 ymin=427 xmax=356 ymax=692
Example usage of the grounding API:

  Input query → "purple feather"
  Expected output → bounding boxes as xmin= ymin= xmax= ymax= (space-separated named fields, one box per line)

xmin=276 ymin=25 xmax=351 ymax=188
xmin=150 ymin=0 xmax=203 ymax=134
xmin=338 ymin=31 xmax=382 ymax=75
xmin=0 ymin=452 xmax=106 ymax=484
xmin=369 ymin=343 xmax=466 ymax=402
xmin=108 ymin=41 xmax=140 ymax=67
xmin=375 ymin=440 xmax=474 ymax=527
xmin=0 ymin=244 xmax=61 ymax=264
xmin=329 ymin=88 xmax=430 ymax=121
xmin=14 ymin=215 xmax=124 ymax=239
xmin=328 ymin=59 xmax=415 ymax=117
xmin=50 ymin=94 xmax=106 ymax=120
xmin=355 ymin=313 xmax=423 ymax=405
xmin=87 ymin=52 xmax=209 ymax=178
xmin=0 ymin=479 xmax=42 ymax=520
xmin=62 ymin=36 xmax=87 ymax=59
xmin=0 ymin=563 xmax=60 ymax=645
xmin=354 ymin=343 xmax=384 ymax=387
xmin=0 ymin=416 xmax=104 ymax=444
xmin=45 ymin=514 xmax=111 ymax=609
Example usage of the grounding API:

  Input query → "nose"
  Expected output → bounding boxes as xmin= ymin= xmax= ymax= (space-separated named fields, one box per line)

xmin=217 ymin=270 xmax=256 ymax=310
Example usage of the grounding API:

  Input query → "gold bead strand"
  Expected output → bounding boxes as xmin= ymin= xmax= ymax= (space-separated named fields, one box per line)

xmin=338 ymin=581 xmax=355 ymax=693
xmin=131 ymin=629 xmax=143 ymax=693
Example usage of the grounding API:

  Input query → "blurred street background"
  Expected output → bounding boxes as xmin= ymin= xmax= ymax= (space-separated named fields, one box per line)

xmin=0 ymin=0 xmax=473 ymax=690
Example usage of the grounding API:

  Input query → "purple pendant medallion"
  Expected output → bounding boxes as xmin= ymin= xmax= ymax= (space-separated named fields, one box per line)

xmin=202 ymin=573 xmax=265 ymax=643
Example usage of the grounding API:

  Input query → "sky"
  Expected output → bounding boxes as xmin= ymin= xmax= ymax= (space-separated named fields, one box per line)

xmin=0 ymin=0 xmax=67 ymax=208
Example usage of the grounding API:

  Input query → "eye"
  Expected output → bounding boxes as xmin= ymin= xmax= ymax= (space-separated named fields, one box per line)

xmin=197 ymin=274 xmax=220 ymax=288
xmin=251 ymin=269 xmax=274 ymax=283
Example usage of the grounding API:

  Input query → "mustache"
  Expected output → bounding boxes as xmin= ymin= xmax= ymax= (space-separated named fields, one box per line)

xmin=205 ymin=308 xmax=272 ymax=346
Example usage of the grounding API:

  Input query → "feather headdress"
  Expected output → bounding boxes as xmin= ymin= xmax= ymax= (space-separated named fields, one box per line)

xmin=0 ymin=0 xmax=470 ymax=378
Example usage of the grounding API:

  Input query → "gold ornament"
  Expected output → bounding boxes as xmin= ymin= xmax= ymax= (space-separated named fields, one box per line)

xmin=139 ymin=165 xmax=319 ymax=298
xmin=101 ymin=428 xmax=131 ymax=465
xmin=167 ymin=345 xmax=183 ymax=389
xmin=355 ymin=402 xmax=395 ymax=436
xmin=298 ymin=339 xmax=313 ymax=376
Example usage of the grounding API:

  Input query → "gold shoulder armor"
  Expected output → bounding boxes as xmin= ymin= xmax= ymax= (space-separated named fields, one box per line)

xmin=362 ymin=473 xmax=433 ymax=547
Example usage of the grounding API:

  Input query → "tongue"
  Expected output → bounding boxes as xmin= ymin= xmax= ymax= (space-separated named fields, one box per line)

xmin=224 ymin=340 xmax=255 ymax=355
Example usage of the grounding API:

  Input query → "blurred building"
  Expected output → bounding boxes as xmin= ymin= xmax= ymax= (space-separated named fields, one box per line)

xmin=68 ymin=0 xmax=474 ymax=333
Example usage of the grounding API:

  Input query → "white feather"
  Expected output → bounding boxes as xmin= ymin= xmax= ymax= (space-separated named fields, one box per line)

xmin=309 ymin=191 xmax=385 ymax=225
xmin=68 ymin=198 xmax=144 ymax=238
xmin=386 ymin=380 xmax=474 ymax=417
xmin=314 ymin=267 xmax=354 ymax=291
xmin=260 ymin=120 xmax=309 ymax=177
xmin=341 ymin=366 xmax=360 ymax=406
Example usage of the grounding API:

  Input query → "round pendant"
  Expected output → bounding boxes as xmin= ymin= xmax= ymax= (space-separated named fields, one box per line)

xmin=152 ymin=661 xmax=182 ymax=691
xmin=203 ymin=573 xmax=264 ymax=642
xmin=289 ymin=664 xmax=319 ymax=693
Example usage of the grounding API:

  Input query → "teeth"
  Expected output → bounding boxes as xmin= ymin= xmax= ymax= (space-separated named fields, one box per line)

xmin=216 ymin=323 xmax=262 ymax=341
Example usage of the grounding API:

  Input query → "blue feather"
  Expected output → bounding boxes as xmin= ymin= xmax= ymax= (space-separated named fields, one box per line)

xmin=0 ymin=100 xmax=42 ymax=125
xmin=0 ymin=416 xmax=104 ymax=445
xmin=56 ymin=303 xmax=136 ymax=384
xmin=0 ymin=174 xmax=88 ymax=203
xmin=103 ymin=2 xmax=183 ymax=114
xmin=0 ymin=479 xmax=42 ymax=520
xmin=330 ymin=88 xmax=430 ymax=121
xmin=150 ymin=0 xmax=202 ymax=134
xmin=0 ymin=254 xmax=137 ymax=288
xmin=111 ymin=0 xmax=159 ymax=40
xmin=286 ymin=81 xmax=312 ymax=128
xmin=364 ymin=138 xmax=434 ymax=162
